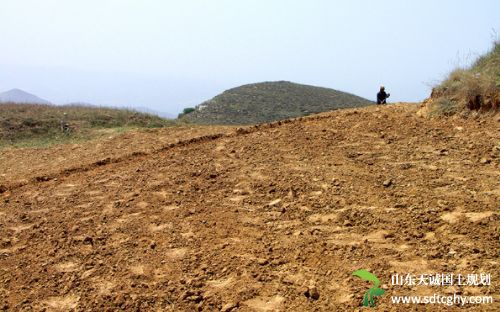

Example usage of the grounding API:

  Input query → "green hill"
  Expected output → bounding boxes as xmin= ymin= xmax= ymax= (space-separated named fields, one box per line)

xmin=181 ymin=81 xmax=373 ymax=125
xmin=0 ymin=103 xmax=175 ymax=148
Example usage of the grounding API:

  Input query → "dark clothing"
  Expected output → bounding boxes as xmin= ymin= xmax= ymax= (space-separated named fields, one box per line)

xmin=377 ymin=90 xmax=389 ymax=104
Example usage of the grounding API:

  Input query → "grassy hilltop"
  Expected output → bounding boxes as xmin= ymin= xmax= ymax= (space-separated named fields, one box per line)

xmin=182 ymin=81 xmax=373 ymax=125
xmin=0 ymin=103 xmax=175 ymax=148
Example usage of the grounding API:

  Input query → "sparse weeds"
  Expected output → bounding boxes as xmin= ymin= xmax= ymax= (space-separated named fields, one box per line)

xmin=429 ymin=41 xmax=499 ymax=116
xmin=0 ymin=103 xmax=177 ymax=148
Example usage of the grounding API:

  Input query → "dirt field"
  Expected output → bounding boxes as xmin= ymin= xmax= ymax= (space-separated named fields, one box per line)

xmin=0 ymin=125 xmax=234 ymax=187
xmin=0 ymin=104 xmax=498 ymax=311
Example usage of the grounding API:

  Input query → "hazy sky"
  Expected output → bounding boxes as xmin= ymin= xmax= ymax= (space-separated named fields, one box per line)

xmin=0 ymin=0 xmax=498 ymax=114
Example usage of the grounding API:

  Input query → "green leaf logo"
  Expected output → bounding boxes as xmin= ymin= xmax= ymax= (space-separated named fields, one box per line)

xmin=352 ymin=269 xmax=385 ymax=307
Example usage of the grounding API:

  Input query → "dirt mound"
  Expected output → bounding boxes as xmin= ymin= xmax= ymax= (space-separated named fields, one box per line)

xmin=417 ymin=83 xmax=499 ymax=118
xmin=0 ymin=104 xmax=498 ymax=311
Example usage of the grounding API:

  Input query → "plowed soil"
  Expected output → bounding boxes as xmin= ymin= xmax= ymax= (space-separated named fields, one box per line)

xmin=0 ymin=104 xmax=498 ymax=311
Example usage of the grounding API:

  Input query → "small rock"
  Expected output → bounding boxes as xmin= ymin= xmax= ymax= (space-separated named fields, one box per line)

xmin=221 ymin=302 xmax=239 ymax=312
xmin=383 ymin=179 xmax=393 ymax=187
xmin=383 ymin=232 xmax=395 ymax=239
xmin=331 ymin=178 xmax=341 ymax=186
xmin=304 ymin=286 xmax=320 ymax=300
xmin=181 ymin=290 xmax=194 ymax=300
xmin=268 ymin=199 xmax=282 ymax=207
xmin=400 ymin=163 xmax=412 ymax=170
xmin=0 ymin=239 xmax=11 ymax=248
xmin=413 ymin=231 xmax=424 ymax=239
xmin=437 ymin=200 xmax=449 ymax=208
xmin=187 ymin=295 xmax=203 ymax=303
xmin=257 ymin=258 xmax=269 ymax=266
xmin=479 ymin=158 xmax=491 ymax=164
xmin=429 ymin=250 xmax=443 ymax=259
xmin=83 ymin=236 xmax=93 ymax=245
xmin=114 ymin=294 xmax=126 ymax=305
xmin=343 ymin=220 xmax=353 ymax=227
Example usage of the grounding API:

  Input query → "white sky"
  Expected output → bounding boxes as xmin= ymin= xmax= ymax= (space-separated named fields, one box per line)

xmin=0 ymin=0 xmax=499 ymax=114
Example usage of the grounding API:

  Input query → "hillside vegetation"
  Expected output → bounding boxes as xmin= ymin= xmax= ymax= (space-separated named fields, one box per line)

xmin=182 ymin=81 xmax=373 ymax=124
xmin=0 ymin=103 xmax=175 ymax=148
xmin=422 ymin=41 xmax=499 ymax=116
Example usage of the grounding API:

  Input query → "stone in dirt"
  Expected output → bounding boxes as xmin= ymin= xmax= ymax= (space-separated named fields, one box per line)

xmin=304 ymin=286 xmax=320 ymax=300
xmin=221 ymin=302 xmax=239 ymax=312
xmin=479 ymin=157 xmax=491 ymax=164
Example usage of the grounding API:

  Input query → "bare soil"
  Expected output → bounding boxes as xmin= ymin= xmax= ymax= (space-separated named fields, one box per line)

xmin=0 ymin=104 xmax=498 ymax=311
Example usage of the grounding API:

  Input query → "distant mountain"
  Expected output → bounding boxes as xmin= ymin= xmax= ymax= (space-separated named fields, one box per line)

xmin=182 ymin=81 xmax=373 ymax=125
xmin=0 ymin=88 xmax=51 ymax=104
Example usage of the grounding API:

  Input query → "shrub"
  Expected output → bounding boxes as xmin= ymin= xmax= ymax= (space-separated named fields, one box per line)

xmin=183 ymin=107 xmax=195 ymax=114
xmin=177 ymin=107 xmax=196 ymax=119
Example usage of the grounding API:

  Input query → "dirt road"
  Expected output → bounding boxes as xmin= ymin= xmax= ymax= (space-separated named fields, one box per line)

xmin=0 ymin=104 xmax=498 ymax=311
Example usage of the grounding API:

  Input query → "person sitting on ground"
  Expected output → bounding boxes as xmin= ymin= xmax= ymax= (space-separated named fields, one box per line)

xmin=377 ymin=86 xmax=390 ymax=104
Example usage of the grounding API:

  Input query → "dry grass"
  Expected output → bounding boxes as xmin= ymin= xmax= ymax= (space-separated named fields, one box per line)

xmin=0 ymin=103 xmax=178 ymax=148
xmin=428 ymin=41 xmax=499 ymax=116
